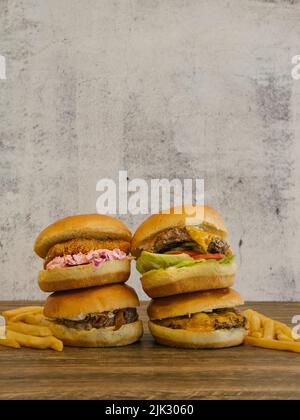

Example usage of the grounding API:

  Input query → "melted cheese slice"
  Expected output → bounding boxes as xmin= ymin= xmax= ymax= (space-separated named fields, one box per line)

xmin=157 ymin=311 xmax=242 ymax=332
xmin=185 ymin=226 xmax=217 ymax=252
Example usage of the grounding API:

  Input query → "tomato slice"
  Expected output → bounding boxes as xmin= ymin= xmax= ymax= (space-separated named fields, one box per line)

xmin=192 ymin=253 xmax=225 ymax=260
xmin=166 ymin=250 xmax=199 ymax=256
xmin=165 ymin=250 xmax=225 ymax=260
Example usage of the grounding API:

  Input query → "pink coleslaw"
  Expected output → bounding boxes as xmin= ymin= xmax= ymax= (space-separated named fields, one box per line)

xmin=46 ymin=248 xmax=132 ymax=270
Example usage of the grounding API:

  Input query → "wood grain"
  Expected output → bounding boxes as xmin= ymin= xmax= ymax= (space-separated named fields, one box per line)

xmin=0 ymin=301 xmax=299 ymax=400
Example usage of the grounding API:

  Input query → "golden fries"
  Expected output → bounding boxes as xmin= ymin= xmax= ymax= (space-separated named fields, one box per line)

xmin=7 ymin=330 xmax=63 ymax=352
xmin=7 ymin=322 xmax=52 ymax=337
xmin=0 ymin=306 xmax=63 ymax=352
xmin=263 ymin=319 xmax=275 ymax=340
xmin=244 ymin=309 xmax=261 ymax=335
xmin=22 ymin=314 xmax=44 ymax=325
xmin=244 ymin=309 xmax=300 ymax=354
xmin=277 ymin=333 xmax=294 ymax=343
xmin=2 ymin=306 xmax=43 ymax=320
xmin=245 ymin=336 xmax=300 ymax=354
xmin=0 ymin=338 xmax=21 ymax=349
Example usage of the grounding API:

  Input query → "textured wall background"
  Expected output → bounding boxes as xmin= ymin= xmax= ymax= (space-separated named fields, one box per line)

xmin=0 ymin=0 xmax=300 ymax=301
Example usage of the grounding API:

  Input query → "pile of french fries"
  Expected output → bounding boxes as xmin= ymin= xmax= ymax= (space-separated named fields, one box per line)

xmin=0 ymin=306 xmax=63 ymax=351
xmin=244 ymin=309 xmax=300 ymax=354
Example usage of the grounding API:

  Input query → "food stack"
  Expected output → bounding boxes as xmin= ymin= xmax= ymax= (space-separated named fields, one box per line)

xmin=34 ymin=214 xmax=143 ymax=347
xmin=131 ymin=205 xmax=247 ymax=349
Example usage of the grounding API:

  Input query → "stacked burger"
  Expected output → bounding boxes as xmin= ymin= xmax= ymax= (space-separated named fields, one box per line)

xmin=34 ymin=214 xmax=143 ymax=347
xmin=132 ymin=205 xmax=247 ymax=349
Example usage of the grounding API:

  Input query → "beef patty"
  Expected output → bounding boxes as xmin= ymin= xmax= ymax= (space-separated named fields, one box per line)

xmin=54 ymin=308 xmax=138 ymax=331
xmin=154 ymin=309 xmax=246 ymax=332
xmin=152 ymin=227 xmax=229 ymax=255
xmin=153 ymin=228 xmax=194 ymax=253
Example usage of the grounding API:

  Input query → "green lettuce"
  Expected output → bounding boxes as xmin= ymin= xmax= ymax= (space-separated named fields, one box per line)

xmin=136 ymin=251 xmax=235 ymax=274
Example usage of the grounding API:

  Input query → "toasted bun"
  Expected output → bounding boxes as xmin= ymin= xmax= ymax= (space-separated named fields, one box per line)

xmin=148 ymin=289 xmax=244 ymax=320
xmin=131 ymin=205 xmax=228 ymax=257
xmin=44 ymin=284 xmax=140 ymax=319
xmin=35 ymin=214 xmax=132 ymax=258
xmin=47 ymin=319 xmax=143 ymax=347
xmin=148 ymin=321 xmax=246 ymax=349
xmin=141 ymin=260 xmax=237 ymax=298
xmin=38 ymin=260 xmax=131 ymax=293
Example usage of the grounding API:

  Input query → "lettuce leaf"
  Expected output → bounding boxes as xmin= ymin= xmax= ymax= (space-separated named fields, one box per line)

xmin=219 ymin=255 xmax=235 ymax=264
xmin=136 ymin=251 xmax=235 ymax=274
xmin=136 ymin=252 xmax=193 ymax=274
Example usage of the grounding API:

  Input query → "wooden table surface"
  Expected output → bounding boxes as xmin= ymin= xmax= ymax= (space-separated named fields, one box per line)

xmin=0 ymin=301 xmax=299 ymax=400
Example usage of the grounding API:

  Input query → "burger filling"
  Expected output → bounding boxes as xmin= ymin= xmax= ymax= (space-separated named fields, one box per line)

xmin=136 ymin=225 xmax=235 ymax=275
xmin=153 ymin=308 xmax=247 ymax=332
xmin=152 ymin=226 xmax=230 ymax=255
xmin=53 ymin=308 xmax=138 ymax=331
xmin=45 ymin=238 xmax=132 ymax=270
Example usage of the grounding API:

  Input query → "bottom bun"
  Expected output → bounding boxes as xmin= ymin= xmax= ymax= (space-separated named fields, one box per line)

xmin=38 ymin=260 xmax=130 ymax=292
xmin=148 ymin=321 xmax=246 ymax=349
xmin=46 ymin=320 xmax=143 ymax=347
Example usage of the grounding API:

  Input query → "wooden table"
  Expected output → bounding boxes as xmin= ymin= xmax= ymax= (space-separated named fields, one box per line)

xmin=0 ymin=301 xmax=299 ymax=400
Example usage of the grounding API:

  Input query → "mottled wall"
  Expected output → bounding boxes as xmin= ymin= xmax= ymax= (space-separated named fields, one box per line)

xmin=1 ymin=0 xmax=300 ymax=301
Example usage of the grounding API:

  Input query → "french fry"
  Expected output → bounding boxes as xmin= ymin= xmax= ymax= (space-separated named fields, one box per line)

xmin=9 ymin=312 xmax=41 ymax=323
xmin=7 ymin=330 xmax=63 ymax=352
xmin=274 ymin=321 xmax=293 ymax=339
xmin=2 ymin=306 xmax=43 ymax=320
xmin=244 ymin=310 xmax=261 ymax=335
xmin=245 ymin=336 xmax=300 ymax=354
xmin=252 ymin=331 xmax=263 ymax=339
xmin=22 ymin=314 xmax=45 ymax=325
xmin=253 ymin=311 xmax=262 ymax=331
xmin=263 ymin=319 xmax=275 ymax=340
xmin=7 ymin=322 xmax=52 ymax=337
xmin=277 ymin=333 xmax=294 ymax=343
xmin=0 ymin=338 xmax=21 ymax=349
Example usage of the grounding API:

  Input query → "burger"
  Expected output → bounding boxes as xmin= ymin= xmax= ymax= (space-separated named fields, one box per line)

xmin=44 ymin=284 xmax=143 ymax=347
xmin=34 ymin=214 xmax=132 ymax=292
xmin=148 ymin=289 xmax=247 ymax=349
xmin=131 ymin=205 xmax=236 ymax=298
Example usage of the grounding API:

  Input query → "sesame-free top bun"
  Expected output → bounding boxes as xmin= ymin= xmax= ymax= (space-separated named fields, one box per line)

xmin=44 ymin=284 xmax=143 ymax=348
xmin=35 ymin=214 xmax=132 ymax=259
xmin=131 ymin=205 xmax=228 ymax=257
xmin=148 ymin=289 xmax=246 ymax=349
xmin=147 ymin=288 xmax=244 ymax=320
xmin=44 ymin=284 xmax=140 ymax=320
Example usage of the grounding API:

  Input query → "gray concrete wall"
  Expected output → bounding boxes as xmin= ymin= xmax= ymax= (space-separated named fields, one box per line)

xmin=1 ymin=0 xmax=300 ymax=301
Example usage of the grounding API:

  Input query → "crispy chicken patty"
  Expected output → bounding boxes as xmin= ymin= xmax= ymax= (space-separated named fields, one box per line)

xmin=45 ymin=238 xmax=131 ymax=266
